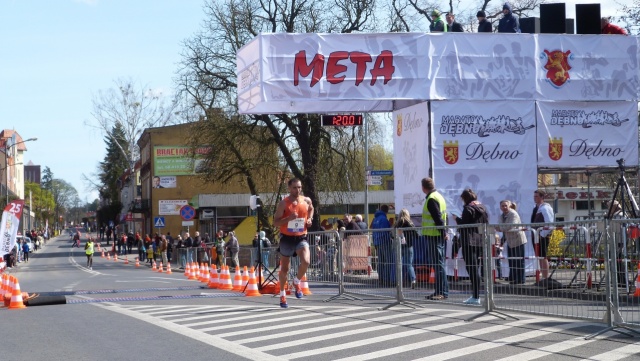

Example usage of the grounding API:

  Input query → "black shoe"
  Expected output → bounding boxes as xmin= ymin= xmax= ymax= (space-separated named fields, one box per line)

xmin=426 ymin=294 xmax=447 ymax=300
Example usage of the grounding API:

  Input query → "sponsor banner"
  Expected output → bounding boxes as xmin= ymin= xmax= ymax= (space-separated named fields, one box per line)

xmin=153 ymin=146 xmax=211 ymax=176
xmin=159 ymin=200 xmax=188 ymax=216
xmin=238 ymin=33 xmax=429 ymax=114
xmin=431 ymin=100 xmax=537 ymax=170
xmin=153 ymin=175 xmax=177 ymax=189
xmin=536 ymin=101 xmax=639 ymax=168
xmin=431 ymin=100 xmax=537 ymax=223
xmin=536 ymin=35 xmax=639 ymax=101
xmin=392 ymin=101 xmax=430 ymax=215
xmin=0 ymin=200 xmax=24 ymax=258
xmin=428 ymin=34 xmax=537 ymax=101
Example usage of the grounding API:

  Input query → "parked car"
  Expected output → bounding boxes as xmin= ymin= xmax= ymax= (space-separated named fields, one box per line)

xmin=16 ymin=235 xmax=33 ymax=252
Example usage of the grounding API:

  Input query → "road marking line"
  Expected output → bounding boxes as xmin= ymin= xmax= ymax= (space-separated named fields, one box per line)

xmin=287 ymin=316 xmax=547 ymax=360
xmin=581 ymin=344 xmax=640 ymax=361
xmin=494 ymin=335 xmax=598 ymax=361
xmin=255 ymin=309 xmax=473 ymax=351
xmin=92 ymin=301 xmax=282 ymax=361
xmin=414 ymin=322 xmax=599 ymax=361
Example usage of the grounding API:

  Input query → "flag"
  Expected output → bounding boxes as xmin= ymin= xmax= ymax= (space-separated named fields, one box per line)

xmin=0 ymin=200 xmax=24 ymax=258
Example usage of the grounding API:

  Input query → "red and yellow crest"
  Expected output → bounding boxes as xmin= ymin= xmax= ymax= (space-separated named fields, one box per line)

xmin=396 ymin=114 xmax=403 ymax=136
xmin=443 ymin=140 xmax=459 ymax=165
xmin=549 ymin=137 xmax=563 ymax=161
xmin=543 ymin=49 xmax=572 ymax=87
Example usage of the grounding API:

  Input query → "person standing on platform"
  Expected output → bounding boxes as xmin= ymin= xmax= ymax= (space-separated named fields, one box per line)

xmin=273 ymin=178 xmax=314 ymax=308
xmin=421 ymin=177 xmax=449 ymax=300
xmin=430 ymin=10 xmax=447 ymax=32
xmin=601 ymin=16 xmax=627 ymax=35
xmin=531 ymin=189 xmax=555 ymax=285
xmin=446 ymin=13 xmax=464 ymax=32
xmin=477 ymin=11 xmax=493 ymax=32
xmin=498 ymin=2 xmax=520 ymax=33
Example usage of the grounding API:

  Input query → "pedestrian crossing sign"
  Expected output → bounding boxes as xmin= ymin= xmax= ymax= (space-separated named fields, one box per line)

xmin=154 ymin=217 xmax=165 ymax=228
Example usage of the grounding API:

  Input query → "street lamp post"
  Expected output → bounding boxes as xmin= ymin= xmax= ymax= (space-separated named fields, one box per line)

xmin=5 ymin=137 xmax=37 ymax=205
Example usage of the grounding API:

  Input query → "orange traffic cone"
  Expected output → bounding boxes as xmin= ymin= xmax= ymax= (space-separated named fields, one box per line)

xmin=188 ymin=262 xmax=198 ymax=280
xmin=208 ymin=265 xmax=219 ymax=289
xmin=428 ymin=268 xmax=436 ymax=284
xmin=8 ymin=276 xmax=25 ymax=309
xmin=242 ymin=266 xmax=250 ymax=285
xmin=166 ymin=262 xmax=172 ymax=274
xmin=200 ymin=264 xmax=209 ymax=283
xmin=219 ymin=266 xmax=233 ymax=290
xmin=157 ymin=261 xmax=164 ymax=273
xmin=184 ymin=263 xmax=190 ymax=278
xmin=101 ymin=250 xmax=105 ymax=258
xmin=300 ymin=274 xmax=312 ymax=295
xmin=1 ymin=274 xmax=8 ymax=292
xmin=124 ymin=256 xmax=129 ymax=265
xmin=633 ymin=266 xmax=640 ymax=297
xmin=107 ymin=253 xmax=111 ymax=260
xmin=135 ymin=258 xmax=140 ymax=268
xmin=114 ymin=253 xmax=118 ymax=262
xmin=243 ymin=267 xmax=262 ymax=297
xmin=152 ymin=260 xmax=157 ymax=271
xmin=232 ymin=267 xmax=243 ymax=291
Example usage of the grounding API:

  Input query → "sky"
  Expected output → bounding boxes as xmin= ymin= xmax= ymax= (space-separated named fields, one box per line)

xmin=0 ymin=0 xmax=632 ymax=203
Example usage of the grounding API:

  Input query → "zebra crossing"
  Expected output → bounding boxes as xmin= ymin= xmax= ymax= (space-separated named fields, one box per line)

xmin=96 ymin=302 xmax=640 ymax=360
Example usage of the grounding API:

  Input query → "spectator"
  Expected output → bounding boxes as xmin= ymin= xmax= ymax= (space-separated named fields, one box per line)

xmin=355 ymin=214 xmax=367 ymax=231
xmin=421 ymin=177 xmax=449 ymax=300
xmin=22 ymin=239 xmax=30 ymax=263
xmin=394 ymin=208 xmax=418 ymax=289
xmin=498 ymin=2 xmax=520 ymax=33
xmin=452 ymin=189 xmax=489 ymax=305
xmin=225 ymin=231 xmax=240 ymax=268
xmin=477 ymin=10 xmax=493 ymax=32
xmin=344 ymin=214 xmax=362 ymax=234
xmin=495 ymin=200 xmax=527 ymax=284
xmin=531 ymin=189 xmax=555 ymax=284
xmin=601 ymin=16 xmax=627 ymax=35
xmin=215 ymin=230 xmax=226 ymax=267
xmin=183 ymin=232 xmax=194 ymax=264
xmin=371 ymin=205 xmax=393 ymax=286
xmin=260 ymin=231 xmax=271 ymax=269
xmin=430 ymin=10 xmax=447 ymax=32
xmin=446 ymin=13 xmax=464 ymax=32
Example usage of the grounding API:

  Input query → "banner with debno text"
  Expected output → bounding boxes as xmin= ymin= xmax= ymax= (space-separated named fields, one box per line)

xmin=392 ymin=101 xmax=431 ymax=215
xmin=0 ymin=200 xmax=25 ymax=258
xmin=536 ymin=101 xmax=639 ymax=168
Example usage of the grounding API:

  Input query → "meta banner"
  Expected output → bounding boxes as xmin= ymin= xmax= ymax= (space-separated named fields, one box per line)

xmin=392 ymin=101 xmax=431 ymax=215
xmin=536 ymin=101 xmax=639 ymax=168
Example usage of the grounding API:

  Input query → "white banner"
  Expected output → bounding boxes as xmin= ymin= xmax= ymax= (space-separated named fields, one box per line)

xmin=428 ymin=34 xmax=537 ymax=101
xmin=238 ymin=33 xmax=429 ymax=114
xmin=159 ymin=200 xmax=188 ymax=216
xmin=536 ymin=35 xmax=639 ymax=101
xmin=392 ymin=101 xmax=431 ymax=215
xmin=536 ymin=101 xmax=639 ymax=168
xmin=431 ymin=100 xmax=538 ymax=221
xmin=0 ymin=200 xmax=24 ymax=258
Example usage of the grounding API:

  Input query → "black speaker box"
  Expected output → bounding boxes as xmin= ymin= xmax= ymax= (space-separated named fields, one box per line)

xmin=576 ymin=4 xmax=601 ymax=34
xmin=540 ymin=3 xmax=567 ymax=33
xmin=565 ymin=19 xmax=575 ymax=34
xmin=520 ymin=17 xmax=540 ymax=34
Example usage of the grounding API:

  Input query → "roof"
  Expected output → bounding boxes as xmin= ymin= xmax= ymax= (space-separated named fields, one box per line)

xmin=0 ymin=130 xmax=30 ymax=152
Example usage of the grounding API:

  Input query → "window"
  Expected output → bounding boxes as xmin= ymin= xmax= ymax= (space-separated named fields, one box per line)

xmin=575 ymin=201 xmax=595 ymax=210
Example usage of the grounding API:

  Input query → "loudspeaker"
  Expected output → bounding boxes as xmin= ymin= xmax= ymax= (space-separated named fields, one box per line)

xmin=576 ymin=4 xmax=601 ymax=34
xmin=540 ymin=3 xmax=567 ymax=33
xmin=565 ymin=18 xmax=575 ymax=34
xmin=520 ymin=17 xmax=540 ymax=34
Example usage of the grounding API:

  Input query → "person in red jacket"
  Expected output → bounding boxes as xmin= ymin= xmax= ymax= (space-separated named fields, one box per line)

xmin=601 ymin=17 xmax=627 ymax=35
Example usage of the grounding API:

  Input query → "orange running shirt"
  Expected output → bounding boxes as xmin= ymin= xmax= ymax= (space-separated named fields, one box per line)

xmin=279 ymin=196 xmax=309 ymax=236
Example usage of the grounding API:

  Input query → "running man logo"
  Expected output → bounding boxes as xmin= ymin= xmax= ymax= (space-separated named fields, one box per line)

xmin=543 ymin=49 xmax=572 ymax=87
xmin=549 ymin=137 xmax=563 ymax=161
xmin=443 ymin=140 xmax=459 ymax=165
xmin=396 ymin=113 xmax=403 ymax=136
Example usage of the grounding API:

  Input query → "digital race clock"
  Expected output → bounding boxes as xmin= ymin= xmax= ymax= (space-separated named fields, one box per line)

xmin=321 ymin=114 xmax=364 ymax=126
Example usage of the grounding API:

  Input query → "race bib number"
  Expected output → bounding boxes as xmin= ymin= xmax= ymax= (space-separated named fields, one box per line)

xmin=287 ymin=218 xmax=306 ymax=233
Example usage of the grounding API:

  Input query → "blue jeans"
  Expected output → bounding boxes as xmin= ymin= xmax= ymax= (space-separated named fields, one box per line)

xmin=402 ymin=246 xmax=416 ymax=283
xmin=375 ymin=242 xmax=394 ymax=285
xmin=426 ymin=235 xmax=448 ymax=297
xmin=261 ymin=251 xmax=270 ymax=269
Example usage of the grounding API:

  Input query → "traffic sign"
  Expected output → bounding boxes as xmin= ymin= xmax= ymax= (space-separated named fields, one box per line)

xmin=369 ymin=175 xmax=382 ymax=181
xmin=368 ymin=180 xmax=383 ymax=186
xmin=180 ymin=205 xmax=196 ymax=221
xmin=182 ymin=221 xmax=194 ymax=226
xmin=154 ymin=217 xmax=166 ymax=228
xmin=370 ymin=170 xmax=393 ymax=176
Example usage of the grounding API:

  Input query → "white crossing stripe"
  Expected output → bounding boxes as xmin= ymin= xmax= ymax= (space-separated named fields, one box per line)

xmin=581 ymin=343 xmax=640 ymax=361
xmin=494 ymin=336 xmax=598 ymax=361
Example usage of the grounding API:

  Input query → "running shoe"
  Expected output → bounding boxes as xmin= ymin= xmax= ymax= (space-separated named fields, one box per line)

xmin=280 ymin=296 xmax=288 ymax=308
xmin=463 ymin=297 xmax=481 ymax=305
xmin=294 ymin=282 xmax=303 ymax=299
